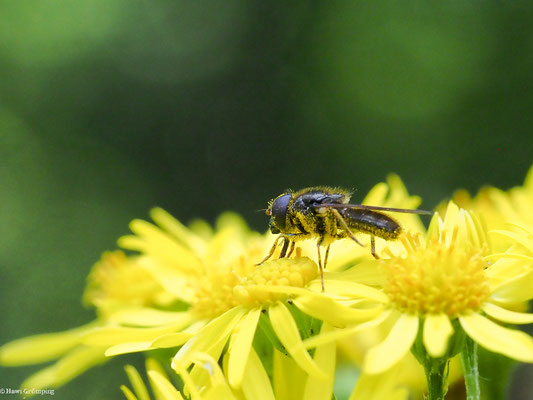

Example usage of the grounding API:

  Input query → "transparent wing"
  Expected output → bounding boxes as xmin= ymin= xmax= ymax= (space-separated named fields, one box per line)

xmin=311 ymin=203 xmax=433 ymax=215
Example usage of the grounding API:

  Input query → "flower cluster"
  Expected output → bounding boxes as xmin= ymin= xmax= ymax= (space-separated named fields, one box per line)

xmin=2 ymin=169 xmax=533 ymax=399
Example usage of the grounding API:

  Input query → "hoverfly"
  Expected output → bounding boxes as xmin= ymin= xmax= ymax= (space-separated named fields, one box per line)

xmin=259 ymin=186 xmax=432 ymax=291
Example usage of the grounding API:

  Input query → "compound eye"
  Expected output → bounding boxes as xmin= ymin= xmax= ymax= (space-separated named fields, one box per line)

xmin=271 ymin=193 xmax=291 ymax=231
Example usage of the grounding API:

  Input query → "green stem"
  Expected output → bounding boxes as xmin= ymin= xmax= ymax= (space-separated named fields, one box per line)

xmin=411 ymin=319 xmax=454 ymax=400
xmin=461 ymin=336 xmax=480 ymax=400
xmin=423 ymin=359 xmax=448 ymax=400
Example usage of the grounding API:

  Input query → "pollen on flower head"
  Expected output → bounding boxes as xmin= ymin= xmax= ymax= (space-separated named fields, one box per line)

xmin=382 ymin=233 xmax=491 ymax=317
xmin=191 ymin=248 xmax=317 ymax=318
xmin=233 ymin=257 xmax=318 ymax=308
xmin=83 ymin=251 xmax=167 ymax=309
xmin=190 ymin=254 xmax=252 ymax=319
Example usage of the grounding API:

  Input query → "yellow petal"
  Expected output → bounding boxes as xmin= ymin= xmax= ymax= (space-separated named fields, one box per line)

xmin=486 ymin=255 xmax=530 ymax=286
xmin=363 ymin=314 xmax=419 ymax=375
xmin=107 ymin=308 xmax=191 ymax=327
xmin=146 ymin=359 xmax=173 ymax=400
xmin=21 ymin=347 xmax=107 ymax=390
xmin=105 ymin=342 xmax=151 ymax=357
xmin=147 ymin=370 xmax=184 ymax=400
xmin=327 ymin=260 xmax=385 ymax=286
xmin=293 ymin=295 xmax=383 ymax=327
xmin=490 ymin=268 xmax=533 ymax=303
xmin=273 ymin=348 xmax=307 ymax=400
xmin=185 ymin=337 xmax=230 ymax=396
xmin=227 ymin=308 xmax=261 ymax=388
xmin=241 ymin=348 xmax=276 ymax=400
xmin=120 ymin=219 xmax=203 ymax=274
xmin=205 ymin=225 xmax=247 ymax=266
xmin=245 ymin=284 xmax=311 ymax=297
xmin=486 ymin=252 xmax=533 ymax=262
xmin=150 ymin=207 xmax=207 ymax=255
xmin=303 ymin=324 xmax=336 ymax=400
xmin=124 ymin=365 xmax=150 ymax=400
xmin=151 ymin=332 xmax=195 ymax=348
xmin=83 ymin=323 xmax=185 ymax=347
xmin=363 ymin=182 xmax=388 ymax=205
xmin=459 ymin=312 xmax=533 ymax=362
xmin=173 ymin=361 xmax=200 ymax=400
xmin=172 ymin=306 xmax=245 ymax=370
xmin=0 ymin=323 xmax=95 ymax=366
xmin=189 ymin=353 xmax=237 ymax=400
xmin=441 ymin=202 xmax=461 ymax=246
xmin=423 ymin=314 xmax=454 ymax=357
xmin=303 ymin=310 xmax=391 ymax=350
xmin=269 ymin=302 xmax=327 ymax=381
xmin=525 ymin=164 xmax=533 ymax=188
xmin=216 ymin=212 xmax=250 ymax=232
xmin=491 ymin=229 xmax=533 ymax=252
xmin=146 ymin=357 xmax=168 ymax=376
xmin=121 ymin=385 xmax=139 ymax=400
xmin=482 ymin=302 xmax=533 ymax=324
xmin=307 ymin=280 xmax=389 ymax=303
xmin=135 ymin=256 xmax=196 ymax=302
xmin=349 ymin=364 xmax=408 ymax=400
xmin=106 ymin=332 xmax=194 ymax=357
xmin=464 ymin=210 xmax=488 ymax=250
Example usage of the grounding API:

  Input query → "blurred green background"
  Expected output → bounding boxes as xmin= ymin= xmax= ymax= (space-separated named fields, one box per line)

xmin=1 ymin=1 xmax=532 ymax=399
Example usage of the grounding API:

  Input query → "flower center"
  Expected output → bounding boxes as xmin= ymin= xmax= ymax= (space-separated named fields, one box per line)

xmin=382 ymin=234 xmax=491 ymax=316
xmin=83 ymin=251 xmax=166 ymax=308
xmin=190 ymin=254 xmax=254 ymax=319
xmin=191 ymin=247 xmax=318 ymax=319
xmin=233 ymin=256 xmax=318 ymax=308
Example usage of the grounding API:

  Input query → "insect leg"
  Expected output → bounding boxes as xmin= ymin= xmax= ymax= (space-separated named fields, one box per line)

xmin=279 ymin=238 xmax=290 ymax=258
xmin=323 ymin=244 xmax=331 ymax=270
xmin=330 ymin=208 xmax=364 ymax=247
xmin=317 ymin=238 xmax=325 ymax=292
xmin=286 ymin=240 xmax=296 ymax=258
xmin=257 ymin=235 xmax=283 ymax=265
xmin=370 ymin=236 xmax=379 ymax=259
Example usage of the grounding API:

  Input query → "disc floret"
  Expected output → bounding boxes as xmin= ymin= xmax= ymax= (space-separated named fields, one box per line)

xmin=383 ymin=233 xmax=490 ymax=317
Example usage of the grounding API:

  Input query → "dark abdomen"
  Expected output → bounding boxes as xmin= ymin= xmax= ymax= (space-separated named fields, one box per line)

xmin=340 ymin=208 xmax=401 ymax=240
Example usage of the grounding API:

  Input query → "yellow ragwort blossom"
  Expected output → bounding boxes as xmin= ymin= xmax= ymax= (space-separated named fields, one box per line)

xmin=304 ymin=201 xmax=533 ymax=376
xmin=0 ymin=251 xmax=172 ymax=391
xmin=96 ymin=209 xmax=343 ymax=392
xmin=121 ymin=347 xmax=404 ymax=400
xmin=0 ymin=174 xmax=438 ymax=397
xmin=453 ymin=163 xmax=533 ymax=252
xmin=83 ymin=175 xmax=423 ymax=396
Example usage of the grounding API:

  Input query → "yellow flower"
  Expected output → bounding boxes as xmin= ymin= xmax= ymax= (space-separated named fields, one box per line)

xmin=304 ymin=202 xmax=533 ymax=375
xmin=0 ymin=251 xmax=169 ymax=390
xmin=120 ymin=340 xmax=334 ymax=400
xmin=120 ymin=358 xmax=192 ymax=400
xmin=0 ymin=327 xmax=107 ymax=392
xmin=124 ymin=348 xmax=332 ymax=400
xmin=337 ymin=327 xmax=464 ymax=400
xmin=81 ymin=175 xmax=418 ymax=392
xmin=0 ymin=209 xmax=353 ymax=393
xmin=86 ymin=209 xmax=351 ymax=391
xmin=83 ymin=250 xmax=173 ymax=312
xmin=0 ymin=174 xmax=429 ymax=395
xmin=122 ymin=346 xmax=409 ymax=400
xmin=453 ymin=163 xmax=533 ymax=252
